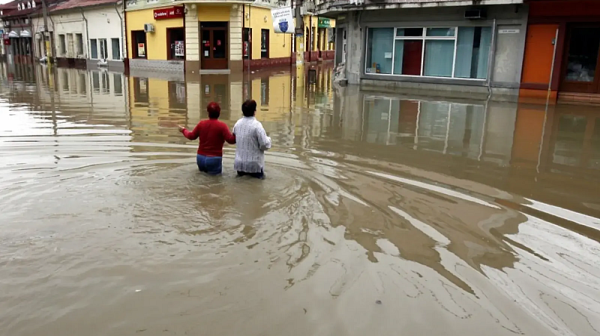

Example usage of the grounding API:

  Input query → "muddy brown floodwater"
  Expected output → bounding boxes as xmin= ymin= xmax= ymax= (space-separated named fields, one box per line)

xmin=1 ymin=63 xmax=600 ymax=336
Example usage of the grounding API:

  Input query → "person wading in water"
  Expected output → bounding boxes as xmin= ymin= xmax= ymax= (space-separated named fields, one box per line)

xmin=232 ymin=100 xmax=271 ymax=179
xmin=178 ymin=102 xmax=235 ymax=175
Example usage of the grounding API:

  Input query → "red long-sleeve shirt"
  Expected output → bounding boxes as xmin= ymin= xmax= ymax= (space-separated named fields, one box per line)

xmin=182 ymin=119 xmax=236 ymax=157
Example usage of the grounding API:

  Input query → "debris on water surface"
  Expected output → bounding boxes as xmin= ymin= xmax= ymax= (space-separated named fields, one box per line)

xmin=375 ymin=300 xmax=382 ymax=305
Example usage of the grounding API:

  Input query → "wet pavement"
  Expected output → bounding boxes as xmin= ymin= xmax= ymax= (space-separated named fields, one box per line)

xmin=1 ymin=62 xmax=600 ymax=336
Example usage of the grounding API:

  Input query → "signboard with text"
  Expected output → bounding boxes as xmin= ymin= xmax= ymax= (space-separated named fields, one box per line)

xmin=153 ymin=6 xmax=183 ymax=20
xmin=318 ymin=18 xmax=330 ymax=28
xmin=271 ymin=7 xmax=294 ymax=34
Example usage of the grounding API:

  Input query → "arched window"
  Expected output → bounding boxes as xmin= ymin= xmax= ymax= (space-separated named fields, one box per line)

xmin=17 ymin=3 xmax=22 ymax=10
xmin=28 ymin=1 xmax=31 ymax=8
xmin=32 ymin=1 xmax=36 ymax=7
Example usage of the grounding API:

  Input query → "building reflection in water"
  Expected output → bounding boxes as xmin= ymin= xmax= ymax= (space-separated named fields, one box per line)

xmin=1 ymin=63 xmax=600 ymax=294
xmin=0 ymin=64 xmax=597 ymax=217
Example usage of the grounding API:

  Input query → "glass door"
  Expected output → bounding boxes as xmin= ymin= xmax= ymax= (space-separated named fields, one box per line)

xmin=200 ymin=22 xmax=228 ymax=70
xmin=561 ymin=25 xmax=600 ymax=93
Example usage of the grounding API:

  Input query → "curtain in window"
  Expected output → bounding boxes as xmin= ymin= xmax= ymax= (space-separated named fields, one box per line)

xmin=477 ymin=27 xmax=492 ymax=79
xmin=455 ymin=27 xmax=492 ymax=79
xmin=393 ymin=40 xmax=404 ymax=75
xmin=366 ymin=28 xmax=393 ymax=74
xmin=424 ymin=40 xmax=454 ymax=77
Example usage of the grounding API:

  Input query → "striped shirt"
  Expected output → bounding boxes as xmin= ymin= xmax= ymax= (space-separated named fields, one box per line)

xmin=233 ymin=117 xmax=271 ymax=173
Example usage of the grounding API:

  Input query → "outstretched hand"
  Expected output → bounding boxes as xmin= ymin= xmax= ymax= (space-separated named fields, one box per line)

xmin=178 ymin=125 xmax=185 ymax=132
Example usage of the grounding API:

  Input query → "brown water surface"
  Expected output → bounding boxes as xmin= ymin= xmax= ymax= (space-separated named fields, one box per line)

xmin=1 ymin=63 xmax=600 ymax=336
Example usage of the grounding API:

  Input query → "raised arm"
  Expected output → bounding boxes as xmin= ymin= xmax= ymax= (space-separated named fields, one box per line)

xmin=256 ymin=123 xmax=271 ymax=151
xmin=179 ymin=122 xmax=201 ymax=140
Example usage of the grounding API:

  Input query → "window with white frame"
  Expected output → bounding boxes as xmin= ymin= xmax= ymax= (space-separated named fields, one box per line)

xmin=90 ymin=39 xmax=98 ymax=59
xmin=99 ymin=38 xmax=108 ymax=60
xmin=365 ymin=27 xmax=492 ymax=79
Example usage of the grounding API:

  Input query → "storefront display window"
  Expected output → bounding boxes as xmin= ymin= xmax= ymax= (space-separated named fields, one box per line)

xmin=132 ymin=30 xmax=146 ymax=59
xmin=366 ymin=26 xmax=492 ymax=79
xmin=167 ymin=28 xmax=185 ymax=60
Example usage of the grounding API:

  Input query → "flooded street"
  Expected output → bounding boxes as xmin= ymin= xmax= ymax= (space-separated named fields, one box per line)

xmin=1 ymin=63 xmax=600 ymax=336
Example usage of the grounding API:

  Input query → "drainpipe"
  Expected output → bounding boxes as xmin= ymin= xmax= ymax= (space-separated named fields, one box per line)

xmin=115 ymin=1 xmax=124 ymax=66
xmin=122 ymin=0 xmax=129 ymax=73
xmin=80 ymin=8 xmax=89 ymax=64
xmin=486 ymin=18 xmax=497 ymax=100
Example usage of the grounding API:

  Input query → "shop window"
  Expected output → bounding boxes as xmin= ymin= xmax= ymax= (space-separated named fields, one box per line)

xmin=167 ymin=28 xmax=185 ymax=60
xmin=90 ymin=39 xmax=98 ymax=59
xmin=76 ymin=33 xmax=83 ymax=55
xmin=132 ymin=30 xmax=147 ymax=59
xmin=243 ymin=27 xmax=252 ymax=59
xmin=58 ymin=34 xmax=66 ymax=55
xmin=365 ymin=26 xmax=491 ymax=79
xmin=111 ymin=38 xmax=120 ymax=60
xmin=260 ymin=29 xmax=269 ymax=59
xmin=114 ymin=73 xmax=123 ymax=95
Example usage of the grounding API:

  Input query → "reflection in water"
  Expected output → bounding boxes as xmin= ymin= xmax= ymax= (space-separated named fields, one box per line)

xmin=1 ymin=63 xmax=600 ymax=336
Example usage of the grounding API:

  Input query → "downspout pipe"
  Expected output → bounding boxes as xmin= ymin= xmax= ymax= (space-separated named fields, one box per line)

xmin=80 ymin=8 xmax=89 ymax=62
xmin=486 ymin=18 xmax=497 ymax=100
xmin=115 ymin=1 xmax=124 ymax=65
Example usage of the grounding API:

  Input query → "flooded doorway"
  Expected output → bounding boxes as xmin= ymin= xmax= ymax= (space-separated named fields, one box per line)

xmin=200 ymin=22 xmax=228 ymax=70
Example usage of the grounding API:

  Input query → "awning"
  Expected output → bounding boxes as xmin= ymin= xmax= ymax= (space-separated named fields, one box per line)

xmin=8 ymin=31 xmax=18 ymax=38
xmin=20 ymin=30 xmax=31 ymax=38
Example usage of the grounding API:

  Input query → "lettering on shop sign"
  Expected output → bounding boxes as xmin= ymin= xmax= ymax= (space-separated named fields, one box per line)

xmin=153 ymin=6 xmax=183 ymax=20
xmin=499 ymin=28 xmax=520 ymax=34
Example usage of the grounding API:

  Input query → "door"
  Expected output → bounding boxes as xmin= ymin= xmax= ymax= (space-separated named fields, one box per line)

xmin=200 ymin=22 xmax=228 ymax=70
xmin=561 ymin=25 xmax=600 ymax=93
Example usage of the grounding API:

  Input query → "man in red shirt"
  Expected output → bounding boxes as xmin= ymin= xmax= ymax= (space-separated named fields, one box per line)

xmin=178 ymin=102 xmax=235 ymax=175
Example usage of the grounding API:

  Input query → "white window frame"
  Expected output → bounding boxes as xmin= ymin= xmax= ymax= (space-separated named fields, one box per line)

xmin=99 ymin=38 xmax=108 ymax=60
xmin=364 ymin=26 xmax=490 ymax=81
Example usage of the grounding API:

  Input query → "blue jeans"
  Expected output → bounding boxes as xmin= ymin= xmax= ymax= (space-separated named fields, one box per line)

xmin=196 ymin=155 xmax=223 ymax=175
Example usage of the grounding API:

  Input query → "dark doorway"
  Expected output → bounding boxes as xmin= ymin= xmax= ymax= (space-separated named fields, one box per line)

xmin=167 ymin=27 xmax=185 ymax=60
xmin=243 ymin=27 xmax=252 ymax=60
xmin=131 ymin=30 xmax=147 ymax=59
xmin=200 ymin=22 xmax=228 ymax=70
xmin=261 ymin=29 xmax=269 ymax=59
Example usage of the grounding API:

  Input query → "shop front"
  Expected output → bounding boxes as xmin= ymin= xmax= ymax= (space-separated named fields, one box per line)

xmin=126 ymin=5 xmax=184 ymax=71
xmin=351 ymin=5 xmax=527 ymax=100
xmin=520 ymin=0 xmax=600 ymax=102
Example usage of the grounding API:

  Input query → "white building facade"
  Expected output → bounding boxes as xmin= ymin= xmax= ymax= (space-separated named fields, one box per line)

xmin=31 ymin=0 xmax=125 ymax=71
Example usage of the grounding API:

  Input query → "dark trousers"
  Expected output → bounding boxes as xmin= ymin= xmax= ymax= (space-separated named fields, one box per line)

xmin=237 ymin=169 xmax=264 ymax=179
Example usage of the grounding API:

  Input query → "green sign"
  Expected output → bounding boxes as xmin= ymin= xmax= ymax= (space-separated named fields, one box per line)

xmin=318 ymin=18 xmax=330 ymax=28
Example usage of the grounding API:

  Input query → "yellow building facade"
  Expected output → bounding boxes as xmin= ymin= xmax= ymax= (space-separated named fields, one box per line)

xmin=124 ymin=0 xmax=335 ymax=73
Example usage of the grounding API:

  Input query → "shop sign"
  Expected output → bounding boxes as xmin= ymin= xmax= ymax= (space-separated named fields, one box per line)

xmin=174 ymin=40 xmax=184 ymax=57
xmin=318 ymin=18 xmax=330 ymax=28
xmin=271 ymin=7 xmax=294 ymax=34
xmin=153 ymin=6 xmax=183 ymax=20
